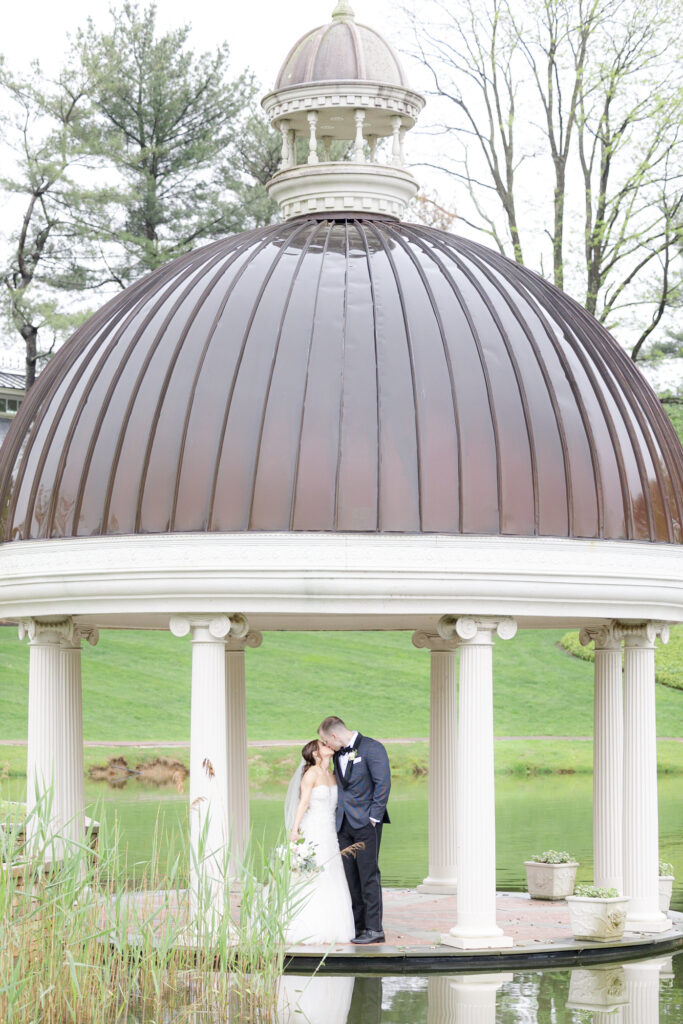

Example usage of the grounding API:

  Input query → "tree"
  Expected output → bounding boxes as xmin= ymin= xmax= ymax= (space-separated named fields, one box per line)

xmin=406 ymin=0 xmax=683 ymax=359
xmin=0 ymin=59 xmax=104 ymax=388
xmin=74 ymin=2 xmax=270 ymax=285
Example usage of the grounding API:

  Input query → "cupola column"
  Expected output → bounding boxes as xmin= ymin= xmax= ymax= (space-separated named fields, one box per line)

xmin=225 ymin=627 xmax=262 ymax=867
xmin=620 ymin=621 xmax=670 ymax=932
xmin=307 ymin=111 xmax=319 ymax=165
xmin=279 ymin=119 xmax=292 ymax=170
xmin=412 ymin=630 xmax=459 ymax=894
xmin=439 ymin=615 xmax=517 ymax=949
xmin=580 ymin=622 xmax=623 ymax=893
xmin=391 ymin=116 xmax=402 ymax=167
xmin=353 ymin=109 xmax=366 ymax=162
xmin=170 ymin=613 xmax=253 ymax=923
xmin=20 ymin=617 xmax=94 ymax=858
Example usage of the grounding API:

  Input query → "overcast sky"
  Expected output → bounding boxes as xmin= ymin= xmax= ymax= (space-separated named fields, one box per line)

xmin=0 ymin=0 xmax=422 ymax=96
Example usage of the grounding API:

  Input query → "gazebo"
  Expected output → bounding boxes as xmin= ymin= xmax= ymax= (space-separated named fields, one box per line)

xmin=1 ymin=0 xmax=682 ymax=950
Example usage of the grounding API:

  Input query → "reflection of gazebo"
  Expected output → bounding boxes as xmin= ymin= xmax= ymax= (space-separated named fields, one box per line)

xmin=1 ymin=0 xmax=682 ymax=949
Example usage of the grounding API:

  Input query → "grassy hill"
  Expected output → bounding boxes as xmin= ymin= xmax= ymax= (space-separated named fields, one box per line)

xmin=1 ymin=626 xmax=681 ymax=742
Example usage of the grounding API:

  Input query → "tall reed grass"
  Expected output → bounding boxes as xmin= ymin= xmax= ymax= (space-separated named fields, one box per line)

xmin=0 ymin=795 xmax=303 ymax=1023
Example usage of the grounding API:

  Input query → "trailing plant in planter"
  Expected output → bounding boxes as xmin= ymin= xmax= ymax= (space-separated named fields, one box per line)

xmin=524 ymin=850 xmax=578 ymax=900
xmin=659 ymin=861 xmax=675 ymax=914
xmin=531 ymin=850 xmax=575 ymax=864
xmin=567 ymin=885 xmax=630 ymax=942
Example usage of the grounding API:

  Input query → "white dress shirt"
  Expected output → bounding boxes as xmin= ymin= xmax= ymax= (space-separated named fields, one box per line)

xmin=338 ymin=732 xmax=359 ymax=776
xmin=339 ymin=732 xmax=379 ymax=823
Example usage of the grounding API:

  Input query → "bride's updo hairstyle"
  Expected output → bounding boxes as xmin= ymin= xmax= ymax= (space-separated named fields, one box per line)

xmin=301 ymin=739 xmax=320 ymax=776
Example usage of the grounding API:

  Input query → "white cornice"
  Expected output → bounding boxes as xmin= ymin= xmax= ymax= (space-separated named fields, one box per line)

xmin=0 ymin=533 xmax=682 ymax=630
xmin=262 ymin=81 xmax=425 ymax=128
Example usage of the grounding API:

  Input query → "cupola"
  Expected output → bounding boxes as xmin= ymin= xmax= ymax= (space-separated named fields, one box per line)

xmin=261 ymin=1 xmax=425 ymax=220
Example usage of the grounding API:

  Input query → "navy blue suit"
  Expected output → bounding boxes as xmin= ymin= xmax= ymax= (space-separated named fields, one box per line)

xmin=335 ymin=734 xmax=391 ymax=935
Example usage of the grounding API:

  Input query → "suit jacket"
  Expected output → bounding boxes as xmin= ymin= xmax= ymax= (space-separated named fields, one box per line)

xmin=334 ymin=733 xmax=391 ymax=831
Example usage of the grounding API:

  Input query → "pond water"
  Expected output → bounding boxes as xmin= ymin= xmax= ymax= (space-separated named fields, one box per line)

xmin=7 ymin=773 xmax=670 ymax=910
xmin=273 ymin=954 xmax=682 ymax=1023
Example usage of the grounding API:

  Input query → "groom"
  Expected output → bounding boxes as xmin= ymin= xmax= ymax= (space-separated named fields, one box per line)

xmin=318 ymin=715 xmax=391 ymax=944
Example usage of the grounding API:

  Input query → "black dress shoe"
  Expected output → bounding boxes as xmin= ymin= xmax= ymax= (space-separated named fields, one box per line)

xmin=351 ymin=930 xmax=385 ymax=944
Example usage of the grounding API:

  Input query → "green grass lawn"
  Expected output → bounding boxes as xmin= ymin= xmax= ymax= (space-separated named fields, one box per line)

xmin=1 ymin=625 xmax=682 ymax=742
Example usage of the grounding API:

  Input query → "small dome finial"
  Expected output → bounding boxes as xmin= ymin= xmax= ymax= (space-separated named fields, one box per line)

xmin=332 ymin=0 xmax=355 ymax=19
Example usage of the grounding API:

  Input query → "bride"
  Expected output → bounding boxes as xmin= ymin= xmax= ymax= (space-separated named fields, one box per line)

xmin=284 ymin=739 xmax=355 ymax=944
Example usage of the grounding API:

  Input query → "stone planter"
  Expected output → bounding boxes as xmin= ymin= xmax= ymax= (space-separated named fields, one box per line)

xmin=566 ymin=965 xmax=628 ymax=1011
xmin=524 ymin=860 xmax=578 ymax=900
xmin=566 ymin=894 xmax=630 ymax=942
xmin=659 ymin=875 xmax=674 ymax=913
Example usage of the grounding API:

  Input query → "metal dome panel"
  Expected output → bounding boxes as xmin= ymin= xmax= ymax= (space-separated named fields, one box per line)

xmin=274 ymin=19 xmax=409 ymax=89
xmin=1 ymin=216 xmax=682 ymax=543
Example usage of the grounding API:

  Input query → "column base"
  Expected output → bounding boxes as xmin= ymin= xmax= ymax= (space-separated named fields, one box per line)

xmin=417 ymin=876 xmax=457 ymax=895
xmin=625 ymin=911 xmax=672 ymax=933
xmin=441 ymin=929 xmax=513 ymax=950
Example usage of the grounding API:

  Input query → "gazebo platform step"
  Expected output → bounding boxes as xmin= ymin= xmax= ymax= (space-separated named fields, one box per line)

xmin=116 ymin=887 xmax=683 ymax=972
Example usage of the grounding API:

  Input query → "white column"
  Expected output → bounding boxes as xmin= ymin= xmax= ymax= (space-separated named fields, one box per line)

xmin=428 ymin=974 xmax=512 ymax=1024
xmin=225 ymin=627 xmax=262 ymax=868
xmin=307 ymin=110 xmax=319 ymax=165
xmin=623 ymin=958 xmax=666 ymax=1024
xmin=367 ymin=134 xmax=377 ymax=162
xmin=58 ymin=626 xmax=98 ymax=851
xmin=620 ymin=621 xmax=670 ymax=932
xmin=580 ymin=622 xmax=623 ymax=892
xmin=440 ymin=615 xmax=517 ymax=949
xmin=20 ymin=617 xmax=93 ymax=859
xmin=321 ymin=135 xmax=332 ymax=162
xmin=391 ymin=116 xmax=402 ymax=166
xmin=353 ymin=108 xmax=366 ymax=162
xmin=279 ymin=119 xmax=292 ymax=169
xmin=170 ymin=613 xmax=234 ymax=919
xmin=412 ymin=630 xmax=458 ymax=894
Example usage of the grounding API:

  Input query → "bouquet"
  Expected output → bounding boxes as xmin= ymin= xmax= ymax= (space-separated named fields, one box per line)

xmin=274 ymin=837 xmax=319 ymax=878
xmin=289 ymin=837 xmax=319 ymax=877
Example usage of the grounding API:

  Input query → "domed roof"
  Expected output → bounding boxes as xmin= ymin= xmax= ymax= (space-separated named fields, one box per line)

xmin=274 ymin=2 xmax=409 ymax=90
xmin=1 ymin=215 xmax=682 ymax=544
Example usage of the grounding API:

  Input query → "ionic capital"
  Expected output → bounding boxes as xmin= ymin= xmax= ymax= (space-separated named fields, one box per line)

xmin=614 ymin=621 xmax=670 ymax=650
xmin=169 ymin=613 xmax=253 ymax=644
xmin=579 ymin=621 xmax=621 ymax=651
xmin=18 ymin=617 xmax=74 ymax=646
xmin=225 ymin=629 xmax=263 ymax=652
xmin=412 ymin=630 xmax=459 ymax=652
xmin=437 ymin=615 xmax=517 ymax=646
xmin=61 ymin=624 xmax=100 ymax=650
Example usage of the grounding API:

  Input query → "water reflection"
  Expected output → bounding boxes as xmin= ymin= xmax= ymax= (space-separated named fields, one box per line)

xmin=274 ymin=953 xmax=681 ymax=1023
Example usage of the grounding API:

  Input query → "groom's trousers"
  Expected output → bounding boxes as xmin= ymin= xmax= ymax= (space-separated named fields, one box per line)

xmin=338 ymin=817 xmax=384 ymax=934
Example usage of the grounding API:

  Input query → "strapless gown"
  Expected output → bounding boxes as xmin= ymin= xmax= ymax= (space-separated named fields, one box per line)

xmin=285 ymin=784 xmax=355 ymax=945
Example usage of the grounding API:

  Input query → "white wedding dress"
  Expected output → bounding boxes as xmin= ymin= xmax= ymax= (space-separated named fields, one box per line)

xmin=285 ymin=784 xmax=355 ymax=945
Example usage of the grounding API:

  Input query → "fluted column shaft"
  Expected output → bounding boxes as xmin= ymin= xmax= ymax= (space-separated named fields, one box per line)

xmin=171 ymin=613 xmax=254 ymax=922
xmin=623 ymin=959 xmax=665 ymax=1024
xmin=440 ymin=615 xmax=516 ymax=949
xmin=582 ymin=624 xmax=623 ymax=891
xmin=413 ymin=631 xmax=458 ymax=894
xmin=225 ymin=630 xmax=262 ymax=868
xmin=622 ymin=622 xmax=669 ymax=932
xmin=22 ymin=618 xmax=93 ymax=858
xmin=427 ymin=974 xmax=512 ymax=1024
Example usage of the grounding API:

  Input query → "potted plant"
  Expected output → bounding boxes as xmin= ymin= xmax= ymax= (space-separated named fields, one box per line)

xmin=524 ymin=850 xmax=578 ymax=900
xmin=659 ymin=861 xmax=674 ymax=914
xmin=566 ymin=885 xmax=630 ymax=942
